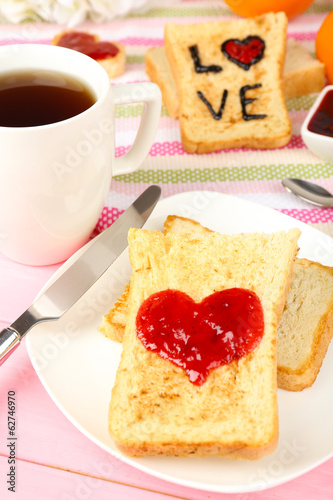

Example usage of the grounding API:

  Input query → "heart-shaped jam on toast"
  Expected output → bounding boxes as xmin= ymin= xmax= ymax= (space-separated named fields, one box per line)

xmin=221 ymin=36 xmax=265 ymax=70
xmin=136 ymin=288 xmax=264 ymax=385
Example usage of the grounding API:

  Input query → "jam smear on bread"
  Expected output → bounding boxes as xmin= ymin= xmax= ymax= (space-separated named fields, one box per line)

xmin=240 ymin=84 xmax=267 ymax=120
xmin=221 ymin=36 xmax=265 ymax=70
xmin=189 ymin=45 xmax=222 ymax=73
xmin=55 ymin=31 xmax=119 ymax=60
xmin=197 ymin=89 xmax=228 ymax=120
xmin=136 ymin=288 xmax=264 ymax=385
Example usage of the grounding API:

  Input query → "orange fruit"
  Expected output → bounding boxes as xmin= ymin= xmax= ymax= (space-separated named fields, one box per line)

xmin=224 ymin=0 xmax=314 ymax=19
xmin=316 ymin=11 xmax=333 ymax=84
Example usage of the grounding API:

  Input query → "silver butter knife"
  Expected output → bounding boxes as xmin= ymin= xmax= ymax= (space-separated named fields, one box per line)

xmin=0 ymin=185 xmax=161 ymax=366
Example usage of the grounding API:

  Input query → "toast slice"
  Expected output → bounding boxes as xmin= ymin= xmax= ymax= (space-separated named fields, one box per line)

xmin=100 ymin=216 xmax=333 ymax=392
xmin=163 ymin=13 xmax=291 ymax=153
xmin=145 ymin=39 xmax=325 ymax=119
xmin=278 ymin=258 xmax=333 ymax=391
xmin=109 ymin=228 xmax=300 ymax=458
xmin=52 ymin=30 xmax=125 ymax=79
xmin=282 ymin=38 xmax=325 ymax=100
xmin=146 ymin=46 xmax=180 ymax=119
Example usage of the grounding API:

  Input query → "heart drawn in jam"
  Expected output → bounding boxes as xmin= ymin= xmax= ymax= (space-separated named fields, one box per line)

xmin=221 ymin=36 xmax=265 ymax=71
xmin=136 ymin=288 xmax=264 ymax=385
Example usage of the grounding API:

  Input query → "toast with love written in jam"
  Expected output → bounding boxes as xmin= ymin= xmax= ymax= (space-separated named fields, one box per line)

xmin=145 ymin=39 xmax=325 ymax=119
xmin=164 ymin=13 xmax=291 ymax=153
xmin=109 ymin=228 xmax=300 ymax=458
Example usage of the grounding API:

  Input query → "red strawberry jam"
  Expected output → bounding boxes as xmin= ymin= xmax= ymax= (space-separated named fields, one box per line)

xmin=136 ymin=288 xmax=264 ymax=385
xmin=55 ymin=32 xmax=119 ymax=60
xmin=308 ymin=89 xmax=333 ymax=137
xmin=221 ymin=36 xmax=265 ymax=70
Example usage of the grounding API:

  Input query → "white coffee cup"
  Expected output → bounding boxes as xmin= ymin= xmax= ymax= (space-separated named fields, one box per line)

xmin=0 ymin=44 xmax=161 ymax=266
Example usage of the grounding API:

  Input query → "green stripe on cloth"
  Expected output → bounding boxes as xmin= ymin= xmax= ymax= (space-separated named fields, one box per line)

xmin=115 ymin=104 xmax=169 ymax=118
xmin=306 ymin=1 xmax=333 ymax=14
xmin=115 ymin=99 xmax=314 ymax=118
xmin=129 ymin=6 xmax=232 ymax=18
xmin=126 ymin=55 xmax=145 ymax=64
xmin=286 ymin=95 xmax=317 ymax=111
xmin=115 ymin=164 xmax=333 ymax=183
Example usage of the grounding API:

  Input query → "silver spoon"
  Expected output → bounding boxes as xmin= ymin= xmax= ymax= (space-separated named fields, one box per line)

xmin=282 ymin=178 xmax=333 ymax=207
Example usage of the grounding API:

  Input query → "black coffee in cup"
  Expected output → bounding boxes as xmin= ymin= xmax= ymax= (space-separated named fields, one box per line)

xmin=0 ymin=70 xmax=96 ymax=127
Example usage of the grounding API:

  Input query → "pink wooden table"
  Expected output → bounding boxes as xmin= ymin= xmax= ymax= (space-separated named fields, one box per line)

xmin=1 ymin=1 xmax=333 ymax=498
xmin=0 ymin=253 xmax=332 ymax=499
xmin=0 ymin=256 xmax=333 ymax=498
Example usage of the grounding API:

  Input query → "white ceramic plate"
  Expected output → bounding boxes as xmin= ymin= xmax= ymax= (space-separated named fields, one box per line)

xmin=26 ymin=191 xmax=333 ymax=493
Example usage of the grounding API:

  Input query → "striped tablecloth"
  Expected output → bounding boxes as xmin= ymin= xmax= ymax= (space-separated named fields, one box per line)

xmin=95 ymin=0 xmax=333 ymax=235
xmin=0 ymin=2 xmax=333 ymax=500
xmin=0 ymin=0 xmax=331 ymax=234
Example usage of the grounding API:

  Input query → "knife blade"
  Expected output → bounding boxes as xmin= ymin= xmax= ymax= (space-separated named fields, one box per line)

xmin=0 ymin=185 xmax=161 ymax=365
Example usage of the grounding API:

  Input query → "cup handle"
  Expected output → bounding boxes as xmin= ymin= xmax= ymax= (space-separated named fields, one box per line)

xmin=112 ymin=82 xmax=162 ymax=176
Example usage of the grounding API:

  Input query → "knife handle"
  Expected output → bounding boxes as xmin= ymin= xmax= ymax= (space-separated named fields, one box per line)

xmin=0 ymin=307 xmax=53 ymax=366
xmin=0 ymin=328 xmax=20 ymax=366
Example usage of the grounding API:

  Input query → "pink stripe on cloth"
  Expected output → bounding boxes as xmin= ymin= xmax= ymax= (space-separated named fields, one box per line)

xmin=0 ymin=34 xmax=316 ymax=51
xmin=115 ymin=135 xmax=305 ymax=158
xmin=0 ymin=36 xmax=163 ymax=47
xmin=0 ymin=39 xmax=50 ymax=45
xmin=279 ymin=208 xmax=333 ymax=224
xmin=95 ymin=206 xmax=124 ymax=232
xmin=95 ymin=207 xmax=333 ymax=234
xmin=287 ymin=32 xmax=317 ymax=41
xmin=117 ymin=37 xmax=163 ymax=46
